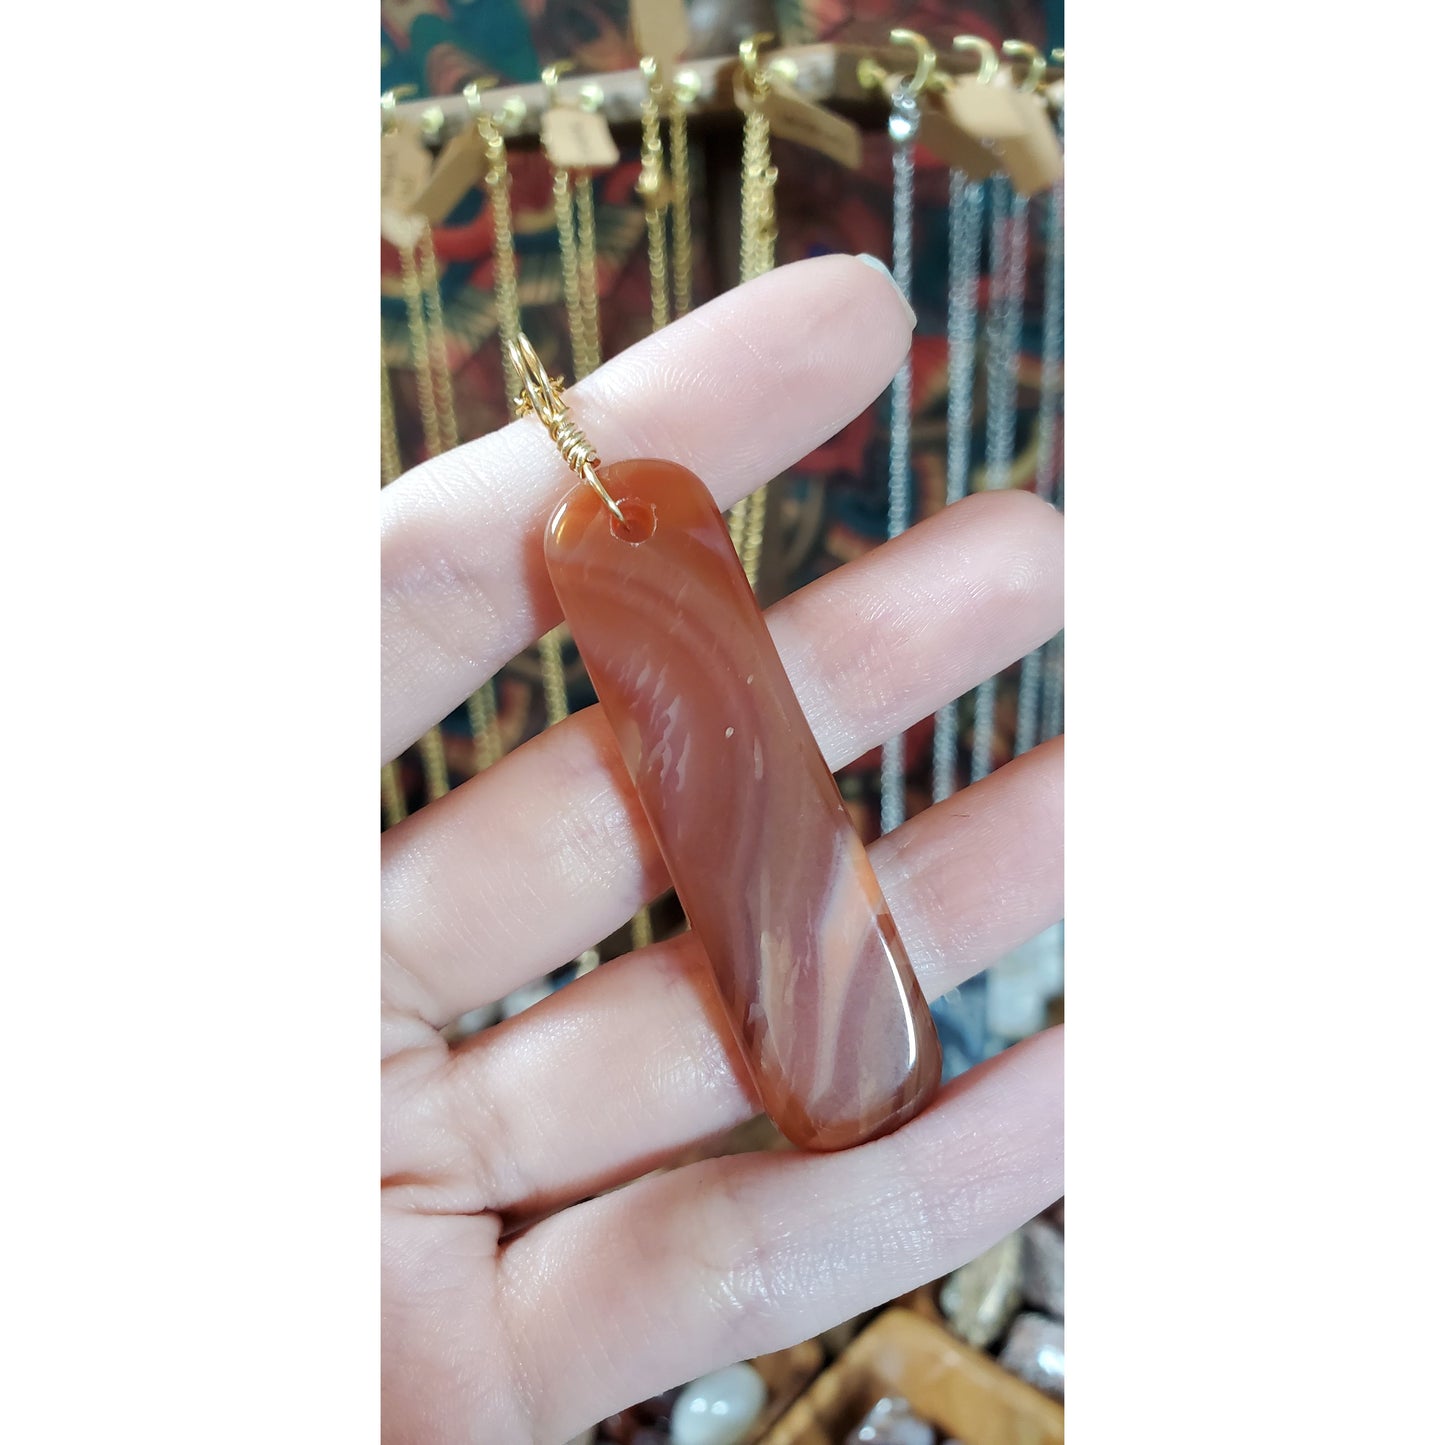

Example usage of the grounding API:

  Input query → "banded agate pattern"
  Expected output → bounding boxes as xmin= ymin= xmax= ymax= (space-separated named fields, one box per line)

xmin=545 ymin=459 xmax=941 ymax=1151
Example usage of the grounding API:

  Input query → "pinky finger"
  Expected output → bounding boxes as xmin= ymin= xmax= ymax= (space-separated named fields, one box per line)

xmin=500 ymin=1028 xmax=1063 ymax=1441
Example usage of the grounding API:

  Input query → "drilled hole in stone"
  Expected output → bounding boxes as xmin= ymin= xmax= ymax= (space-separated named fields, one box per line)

xmin=610 ymin=497 xmax=657 ymax=544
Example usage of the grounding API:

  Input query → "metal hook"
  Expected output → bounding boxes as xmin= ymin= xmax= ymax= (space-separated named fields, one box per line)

xmin=463 ymin=77 xmax=524 ymax=135
xmin=889 ymin=28 xmax=936 ymax=97
xmin=380 ymin=85 xmax=418 ymax=135
xmin=952 ymin=35 xmax=1000 ymax=87
xmin=739 ymin=31 xmax=773 ymax=85
xmin=1002 ymin=39 xmax=1046 ymax=93
xmin=640 ymin=53 xmax=665 ymax=95
xmin=1050 ymin=48 xmax=1065 ymax=68
xmin=541 ymin=60 xmax=575 ymax=108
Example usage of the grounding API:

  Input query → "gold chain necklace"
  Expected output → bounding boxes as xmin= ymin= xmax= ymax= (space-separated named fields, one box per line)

xmin=637 ymin=57 xmax=672 ymax=333
xmin=668 ymin=82 xmax=693 ymax=319
xmin=730 ymin=38 xmax=779 ymax=588
xmin=380 ymin=344 xmax=409 ymax=828
xmin=395 ymin=225 xmax=454 ymax=804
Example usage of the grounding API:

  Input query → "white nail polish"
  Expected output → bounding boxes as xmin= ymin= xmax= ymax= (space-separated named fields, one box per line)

xmin=854 ymin=252 xmax=917 ymax=327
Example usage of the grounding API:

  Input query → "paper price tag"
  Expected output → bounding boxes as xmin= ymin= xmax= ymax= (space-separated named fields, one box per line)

xmin=380 ymin=209 xmax=427 ymax=250
xmin=761 ymin=80 xmax=862 ymax=169
xmin=413 ymin=124 xmax=489 ymax=225
xmin=945 ymin=76 xmax=1028 ymax=141
xmin=630 ymin=0 xmax=690 ymax=66
xmin=542 ymin=106 xmax=621 ymax=171
xmin=917 ymin=101 xmax=1000 ymax=182
xmin=380 ymin=119 xmax=433 ymax=215
xmin=993 ymin=92 xmax=1062 ymax=196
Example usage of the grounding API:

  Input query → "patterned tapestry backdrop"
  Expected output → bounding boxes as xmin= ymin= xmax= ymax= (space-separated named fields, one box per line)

xmin=382 ymin=0 xmax=1063 ymax=836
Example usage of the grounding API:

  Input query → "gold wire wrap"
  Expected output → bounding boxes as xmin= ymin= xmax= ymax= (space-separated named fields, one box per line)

xmin=508 ymin=334 xmax=626 ymax=524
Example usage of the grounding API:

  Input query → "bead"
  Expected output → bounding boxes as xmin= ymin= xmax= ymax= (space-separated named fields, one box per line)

xmin=669 ymin=1363 xmax=767 ymax=1445
xmin=546 ymin=460 xmax=941 ymax=1150
xmin=938 ymin=1231 xmax=1024 ymax=1349
xmin=846 ymin=1395 xmax=935 ymax=1445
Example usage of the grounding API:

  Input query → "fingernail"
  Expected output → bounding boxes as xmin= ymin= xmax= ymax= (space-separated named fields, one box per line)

xmin=854 ymin=253 xmax=916 ymax=328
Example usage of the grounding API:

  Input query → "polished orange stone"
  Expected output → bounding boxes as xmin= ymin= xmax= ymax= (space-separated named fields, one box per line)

xmin=545 ymin=459 xmax=941 ymax=1151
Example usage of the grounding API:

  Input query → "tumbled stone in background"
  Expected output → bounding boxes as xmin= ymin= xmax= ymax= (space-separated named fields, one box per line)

xmin=1020 ymin=1218 xmax=1065 ymax=1317
xmin=670 ymin=1362 xmax=767 ymax=1445
xmin=938 ymin=1231 xmax=1024 ymax=1349
xmin=1000 ymin=1312 xmax=1065 ymax=1400
xmin=845 ymin=1395 xmax=936 ymax=1445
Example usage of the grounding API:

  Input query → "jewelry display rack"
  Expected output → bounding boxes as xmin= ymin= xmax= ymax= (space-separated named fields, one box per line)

xmin=382 ymin=30 xmax=1065 ymax=1071
xmin=390 ymin=41 xmax=1063 ymax=143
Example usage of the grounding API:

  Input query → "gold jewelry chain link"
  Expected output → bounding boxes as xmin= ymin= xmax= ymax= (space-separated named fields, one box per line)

xmin=729 ymin=95 xmax=778 ymax=588
xmin=638 ymin=78 xmax=671 ymax=333
xmin=380 ymin=342 xmax=408 ymax=827
xmin=668 ymin=90 xmax=692 ymax=320
xmin=396 ymin=231 xmax=452 ymax=804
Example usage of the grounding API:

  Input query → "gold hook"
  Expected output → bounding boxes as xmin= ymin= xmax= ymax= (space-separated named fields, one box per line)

xmin=507 ymin=333 xmax=626 ymax=525
xmin=739 ymin=31 xmax=774 ymax=86
xmin=889 ymin=28 xmax=936 ymax=97
xmin=380 ymin=85 xmax=418 ymax=135
xmin=1051 ymin=48 xmax=1065 ymax=68
xmin=639 ymin=53 xmax=666 ymax=97
xmin=1002 ymin=39 xmax=1046 ymax=93
xmin=952 ymin=35 xmax=1000 ymax=86
xmin=856 ymin=56 xmax=888 ymax=92
xmin=541 ymin=60 xmax=575 ymax=108
xmin=462 ymin=78 xmax=490 ymax=121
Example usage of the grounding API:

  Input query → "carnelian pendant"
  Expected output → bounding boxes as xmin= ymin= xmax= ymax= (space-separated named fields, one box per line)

xmin=545 ymin=459 xmax=941 ymax=1151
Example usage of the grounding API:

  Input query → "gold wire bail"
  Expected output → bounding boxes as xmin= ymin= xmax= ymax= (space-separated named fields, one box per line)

xmin=890 ymin=28 xmax=937 ymax=96
xmin=1002 ymin=39 xmax=1047 ymax=93
xmin=952 ymin=35 xmax=1000 ymax=86
xmin=507 ymin=333 xmax=626 ymax=524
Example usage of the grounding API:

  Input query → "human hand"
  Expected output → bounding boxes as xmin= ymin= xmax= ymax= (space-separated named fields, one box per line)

xmin=381 ymin=255 xmax=1064 ymax=1443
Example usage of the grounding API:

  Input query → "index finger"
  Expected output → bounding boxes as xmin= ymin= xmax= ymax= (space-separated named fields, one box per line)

xmin=381 ymin=253 xmax=914 ymax=762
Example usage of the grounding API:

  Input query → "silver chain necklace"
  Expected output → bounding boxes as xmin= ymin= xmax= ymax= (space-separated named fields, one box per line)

xmin=879 ymin=84 xmax=922 ymax=836
xmin=969 ymin=174 xmax=1030 ymax=786
xmin=931 ymin=171 xmax=987 ymax=804
xmin=1015 ymin=113 xmax=1065 ymax=755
